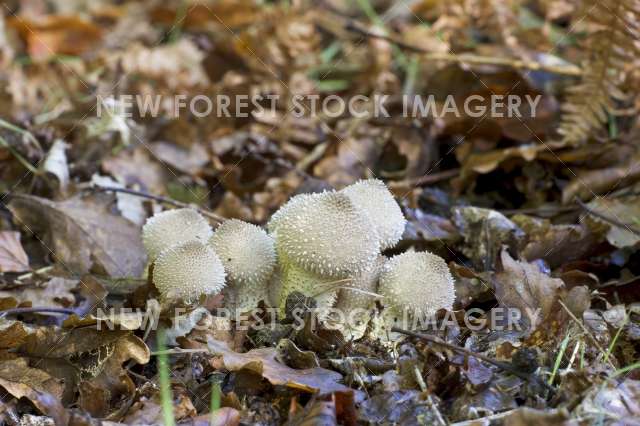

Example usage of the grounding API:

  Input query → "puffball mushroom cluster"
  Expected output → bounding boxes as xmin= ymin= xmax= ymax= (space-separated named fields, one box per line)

xmin=140 ymin=179 xmax=456 ymax=333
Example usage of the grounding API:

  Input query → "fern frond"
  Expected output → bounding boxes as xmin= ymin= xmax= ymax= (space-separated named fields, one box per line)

xmin=558 ymin=0 xmax=640 ymax=144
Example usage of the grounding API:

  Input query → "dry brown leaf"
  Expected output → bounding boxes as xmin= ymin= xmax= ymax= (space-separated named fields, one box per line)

xmin=151 ymin=2 xmax=261 ymax=30
xmin=207 ymin=337 xmax=355 ymax=396
xmin=116 ymin=39 xmax=209 ymax=89
xmin=9 ymin=194 xmax=146 ymax=278
xmin=0 ymin=230 xmax=29 ymax=272
xmin=587 ymin=197 xmax=640 ymax=248
xmin=0 ymin=358 xmax=67 ymax=423
xmin=512 ymin=214 xmax=606 ymax=268
xmin=452 ymin=207 xmax=524 ymax=270
xmin=7 ymin=15 xmax=102 ymax=59
xmin=19 ymin=327 xmax=149 ymax=413
xmin=562 ymin=154 xmax=640 ymax=204
xmin=0 ymin=277 xmax=78 ymax=309
xmin=152 ymin=141 xmax=209 ymax=175
xmin=314 ymin=135 xmax=382 ymax=188
xmin=0 ymin=319 xmax=31 ymax=350
xmin=494 ymin=250 xmax=564 ymax=335
xmin=102 ymin=147 xmax=168 ymax=195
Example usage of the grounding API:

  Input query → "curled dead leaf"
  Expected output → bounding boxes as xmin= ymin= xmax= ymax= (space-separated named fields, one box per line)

xmin=0 ymin=230 xmax=29 ymax=272
xmin=494 ymin=250 xmax=564 ymax=335
xmin=207 ymin=337 xmax=357 ymax=397
xmin=7 ymin=15 xmax=102 ymax=59
xmin=9 ymin=194 xmax=146 ymax=278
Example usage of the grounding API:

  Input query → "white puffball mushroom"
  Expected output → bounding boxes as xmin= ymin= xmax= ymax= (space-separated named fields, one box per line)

xmin=341 ymin=179 xmax=406 ymax=250
xmin=142 ymin=208 xmax=213 ymax=261
xmin=153 ymin=240 xmax=226 ymax=304
xmin=378 ymin=251 xmax=455 ymax=318
xmin=274 ymin=190 xmax=381 ymax=278
xmin=209 ymin=219 xmax=277 ymax=313
xmin=210 ymin=219 xmax=276 ymax=287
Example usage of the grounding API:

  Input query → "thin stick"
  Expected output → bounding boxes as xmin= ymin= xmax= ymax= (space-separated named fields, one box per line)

xmin=388 ymin=168 xmax=460 ymax=189
xmin=0 ymin=307 xmax=76 ymax=317
xmin=576 ymin=198 xmax=640 ymax=236
xmin=91 ymin=185 xmax=225 ymax=223
xmin=342 ymin=21 xmax=583 ymax=77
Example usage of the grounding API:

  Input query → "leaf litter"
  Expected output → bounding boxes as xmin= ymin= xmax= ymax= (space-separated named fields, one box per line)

xmin=0 ymin=0 xmax=640 ymax=425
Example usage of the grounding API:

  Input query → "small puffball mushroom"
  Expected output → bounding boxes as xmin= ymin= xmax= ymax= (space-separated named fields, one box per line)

xmin=209 ymin=219 xmax=277 ymax=313
xmin=341 ymin=179 xmax=406 ymax=250
xmin=378 ymin=251 xmax=455 ymax=318
xmin=275 ymin=190 xmax=381 ymax=278
xmin=153 ymin=240 xmax=226 ymax=304
xmin=142 ymin=208 xmax=213 ymax=261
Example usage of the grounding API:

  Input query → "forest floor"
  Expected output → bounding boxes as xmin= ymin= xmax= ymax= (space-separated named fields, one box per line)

xmin=1 ymin=0 xmax=640 ymax=425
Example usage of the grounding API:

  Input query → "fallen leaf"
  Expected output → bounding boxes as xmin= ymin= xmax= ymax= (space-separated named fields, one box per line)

xmin=8 ymin=15 xmax=102 ymax=59
xmin=9 ymin=194 xmax=147 ymax=278
xmin=503 ymin=407 xmax=569 ymax=425
xmin=575 ymin=379 xmax=640 ymax=422
xmin=359 ymin=391 xmax=442 ymax=424
xmin=0 ymin=319 xmax=31 ymax=350
xmin=562 ymin=154 xmax=640 ymax=204
xmin=452 ymin=207 xmax=525 ymax=270
xmin=494 ymin=250 xmax=565 ymax=334
xmin=512 ymin=214 xmax=606 ymax=268
xmin=587 ymin=196 xmax=640 ymax=248
xmin=102 ymin=147 xmax=168 ymax=195
xmin=0 ymin=230 xmax=29 ymax=272
xmin=207 ymin=337 xmax=356 ymax=397
xmin=152 ymin=141 xmax=209 ymax=175
xmin=92 ymin=174 xmax=146 ymax=226
xmin=0 ymin=358 xmax=67 ymax=423
xmin=0 ymin=277 xmax=78 ymax=308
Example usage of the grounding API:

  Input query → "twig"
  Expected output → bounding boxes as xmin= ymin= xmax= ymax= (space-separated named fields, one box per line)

xmin=388 ymin=168 xmax=460 ymax=189
xmin=576 ymin=198 xmax=640 ymax=236
xmin=341 ymin=21 xmax=583 ymax=77
xmin=391 ymin=327 xmax=554 ymax=390
xmin=90 ymin=185 xmax=225 ymax=223
xmin=0 ymin=307 xmax=76 ymax=317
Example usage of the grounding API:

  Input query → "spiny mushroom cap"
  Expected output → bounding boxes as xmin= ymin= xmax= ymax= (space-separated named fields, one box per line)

xmin=153 ymin=240 xmax=226 ymax=303
xmin=209 ymin=219 xmax=276 ymax=287
xmin=378 ymin=251 xmax=455 ymax=317
xmin=274 ymin=191 xmax=380 ymax=278
xmin=266 ymin=193 xmax=314 ymax=236
xmin=142 ymin=208 xmax=213 ymax=261
xmin=341 ymin=179 xmax=406 ymax=250
xmin=278 ymin=259 xmax=338 ymax=319
xmin=335 ymin=255 xmax=385 ymax=312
